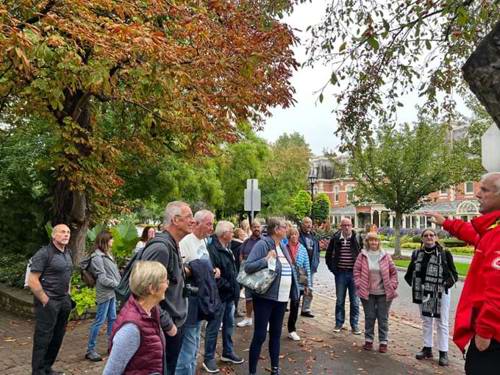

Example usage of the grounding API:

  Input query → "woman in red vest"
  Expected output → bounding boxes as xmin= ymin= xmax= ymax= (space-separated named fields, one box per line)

xmin=104 ymin=261 xmax=168 ymax=375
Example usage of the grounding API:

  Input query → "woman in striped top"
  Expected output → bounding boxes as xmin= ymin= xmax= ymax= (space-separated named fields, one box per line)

xmin=244 ymin=218 xmax=300 ymax=375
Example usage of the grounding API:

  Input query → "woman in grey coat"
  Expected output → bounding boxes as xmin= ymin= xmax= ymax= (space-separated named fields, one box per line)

xmin=85 ymin=230 xmax=121 ymax=362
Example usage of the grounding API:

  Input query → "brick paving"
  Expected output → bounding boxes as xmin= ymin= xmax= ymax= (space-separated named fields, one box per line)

xmin=0 ymin=291 xmax=465 ymax=375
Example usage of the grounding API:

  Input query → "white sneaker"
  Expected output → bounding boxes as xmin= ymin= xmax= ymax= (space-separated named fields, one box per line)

xmin=237 ymin=318 xmax=253 ymax=327
xmin=288 ymin=331 xmax=301 ymax=341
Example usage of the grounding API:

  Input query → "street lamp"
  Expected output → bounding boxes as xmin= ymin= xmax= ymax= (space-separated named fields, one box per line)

xmin=308 ymin=169 xmax=318 ymax=219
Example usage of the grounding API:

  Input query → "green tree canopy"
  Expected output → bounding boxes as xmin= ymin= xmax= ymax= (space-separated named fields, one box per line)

xmin=308 ymin=1 xmax=499 ymax=147
xmin=292 ymin=190 xmax=312 ymax=221
xmin=350 ymin=121 xmax=475 ymax=256
xmin=312 ymin=192 xmax=331 ymax=223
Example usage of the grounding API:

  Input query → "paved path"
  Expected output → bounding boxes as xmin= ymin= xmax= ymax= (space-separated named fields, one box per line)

xmin=0 ymin=291 xmax=466 ymax=374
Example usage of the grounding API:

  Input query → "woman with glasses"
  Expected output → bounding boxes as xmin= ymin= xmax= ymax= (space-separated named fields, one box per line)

xmin=404 ymin=228 xmax=458 ymax=366
xmin=244 ymin=218 xmax=299 ymax=375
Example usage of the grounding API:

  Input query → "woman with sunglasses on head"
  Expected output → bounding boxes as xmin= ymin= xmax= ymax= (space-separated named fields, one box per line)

xmin=404 ymin=228 xmax=458 ymax=366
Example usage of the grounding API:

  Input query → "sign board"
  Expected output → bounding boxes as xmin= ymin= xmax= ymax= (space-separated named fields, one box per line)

xmin=244 ymin=179 xmax=261 ymax=212
xmin=481 ymin=124 xmax=500 ymax=172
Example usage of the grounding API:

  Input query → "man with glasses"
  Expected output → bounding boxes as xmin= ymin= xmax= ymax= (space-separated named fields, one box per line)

xmin=141 ymin=201 xmax=195 ymax=374
xmin=426 ymin=172 xmax=500 ymax=374
xmin=325 ymin=217 xmax=362 ymax=334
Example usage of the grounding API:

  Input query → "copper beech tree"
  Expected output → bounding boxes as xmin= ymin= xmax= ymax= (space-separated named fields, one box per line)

xmin=0 ymin=0 xmax=298 ymax=258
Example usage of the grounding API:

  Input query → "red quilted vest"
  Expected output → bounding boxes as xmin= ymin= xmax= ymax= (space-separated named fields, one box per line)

xmin=110 ymin=294 xmax=165 ymax=374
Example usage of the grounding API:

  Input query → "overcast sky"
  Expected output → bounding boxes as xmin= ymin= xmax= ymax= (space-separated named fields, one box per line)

xmin=257 ymin=0 xmax=426 ymax=155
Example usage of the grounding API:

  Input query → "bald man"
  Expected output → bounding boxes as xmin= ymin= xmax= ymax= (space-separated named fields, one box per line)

xmin=425 ymin=172 xmax=500 ymax=374
xmin=28 ymin=224 xmax=73 ymax=375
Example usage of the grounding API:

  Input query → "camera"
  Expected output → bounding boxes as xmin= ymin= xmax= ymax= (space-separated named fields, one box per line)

xmin=183 ymin=283 xmax=199 ymax=298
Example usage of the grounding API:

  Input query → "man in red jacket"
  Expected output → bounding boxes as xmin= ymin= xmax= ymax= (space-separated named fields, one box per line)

xmin=426 ymin=172 xmax=500 ymax=374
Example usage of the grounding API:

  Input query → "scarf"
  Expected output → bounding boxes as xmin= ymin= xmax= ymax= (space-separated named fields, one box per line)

xmin=411 ymin=245 xmax=444 ymax=318
xmin=288 ymin=242 xmax=299 ymax=264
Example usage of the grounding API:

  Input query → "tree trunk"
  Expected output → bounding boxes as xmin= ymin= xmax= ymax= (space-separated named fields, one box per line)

xmin=393 ymin=211 xmax=402 ymax=258
xmin=51 ymin=93 xmax=93 ymax=264
xmin=462 ymin=21 xmax=500 ymax=129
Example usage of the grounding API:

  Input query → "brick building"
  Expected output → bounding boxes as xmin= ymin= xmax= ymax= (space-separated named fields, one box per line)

xmin=311 ymin=156 xmax=480 ymax=230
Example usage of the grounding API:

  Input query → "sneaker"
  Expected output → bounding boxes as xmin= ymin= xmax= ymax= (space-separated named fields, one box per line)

xmin=379 ymin=343 xmax=388 ymax=353
xmin=333 ymin=326 xmax=343 ymax=333
xmin=300 ymin=311 xmax=315 ymax=318
xmin=352 ymin=327 xmax=362 ymax=335
xmin=363 ymin=341 xmax=373 ymax=351
xmin=221 ymin=352 xmax=244 ymax=364
xmin=237 ymin=318 xmax=253 ymax=327
xmin=288 ymin=331 xmax=301 ymax=341
xmin=202 ymin=359 xmax=220 ymax=373
xmin=85 ymin=350 xmax=102 ymax=362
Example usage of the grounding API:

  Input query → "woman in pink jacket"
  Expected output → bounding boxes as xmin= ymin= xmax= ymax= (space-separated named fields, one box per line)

xmin=354 ymin=232 xmax=398 ymax=353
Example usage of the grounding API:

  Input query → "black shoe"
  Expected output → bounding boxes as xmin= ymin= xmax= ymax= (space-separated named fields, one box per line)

xmin=270 ymin=367 xmax=280 ymax=375
xmin=85 ymin=350 xmax=103 ymax=362
xmin=439 ymin=351 xmax=449 ymax=366
xmin=415 ymin=346 xmax=433 ymax=360
xmin=221 ymin=352 xmax=244 ymax=364
xmin=301 ymin=311 xmax=315 ymax=318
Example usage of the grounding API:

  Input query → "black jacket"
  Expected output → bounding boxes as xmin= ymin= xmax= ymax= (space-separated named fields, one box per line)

xmin=325 ymin=230 xmax=362 ymax=273
xmin=208 ymin=235 xmax=240 ymax=303
xmin=404 ymin=244 xmax=458 ymax=291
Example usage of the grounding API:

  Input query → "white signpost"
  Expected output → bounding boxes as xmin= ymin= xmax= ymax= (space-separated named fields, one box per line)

xmin=244 ymin=179 xmax=261 ymax=223
xmin=481 ymin=124 xmax=500 ymax=172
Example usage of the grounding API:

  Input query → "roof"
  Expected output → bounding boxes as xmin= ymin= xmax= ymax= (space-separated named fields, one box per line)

xmin=330 ymin=205 xmax=356 ymax=215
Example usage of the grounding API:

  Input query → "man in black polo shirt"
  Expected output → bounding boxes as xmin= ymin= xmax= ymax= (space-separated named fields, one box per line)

xmin=325 ymin=218 xmax=362 ymax=334
xmin=28 ymin=224 xmax=73 ymax=375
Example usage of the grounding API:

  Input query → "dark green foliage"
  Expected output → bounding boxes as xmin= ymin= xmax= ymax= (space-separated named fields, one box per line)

xmin=0 ymin=254 xmax=28 ymax=288
xmin=312 ymin=193 xmax=331 ymax=223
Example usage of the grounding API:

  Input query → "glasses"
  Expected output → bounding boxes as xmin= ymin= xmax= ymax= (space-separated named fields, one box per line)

xmin=422 ymin=234 xmax=435 ymax=238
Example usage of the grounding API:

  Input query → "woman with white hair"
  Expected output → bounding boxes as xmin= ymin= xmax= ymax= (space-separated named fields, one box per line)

xmin=354 ymin=232 xmax=398 ymax=353
xmin=103 ymin=261 xmax=169 ymax=375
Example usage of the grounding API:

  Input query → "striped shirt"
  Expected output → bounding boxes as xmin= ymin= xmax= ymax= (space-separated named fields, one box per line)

xmin=338 ymin=237 xmax=355 ymax=270
xmin=276 ymin=247 xmax=292 ymax=302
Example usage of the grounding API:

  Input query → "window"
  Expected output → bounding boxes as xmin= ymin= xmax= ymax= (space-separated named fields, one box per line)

xmin=333 ymin=186 xmax=339 ymax=202
xmin=439 ymin=188 xmax=449 ymax=196
xmin=464 ymin=182 xmax=474 ymax=195
xmin=346 ymin=185 xmax=354 ymax=203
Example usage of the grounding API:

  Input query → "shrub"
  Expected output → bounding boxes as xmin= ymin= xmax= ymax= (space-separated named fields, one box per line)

xmin=401 ymin=242 xmax=421 ymax=249
xmin=0 ymin=254 xmax=30 ymax=289
xmin=442 ymin=238 xmax=466 ymax=248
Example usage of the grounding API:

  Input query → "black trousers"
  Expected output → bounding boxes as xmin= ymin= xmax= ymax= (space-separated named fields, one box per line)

xmin=165 ymin=323 xmax=186 ymax=375
xmin=465 ymin=338 xmax=500 ymax=375
xmin=32 ymin=296 xmax=72 ymax=375
xmin=287 ymin=292 xmax=303 ymax=333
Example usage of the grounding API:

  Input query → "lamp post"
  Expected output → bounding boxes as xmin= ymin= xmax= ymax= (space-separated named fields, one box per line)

xmin=308 ymin=169 xmax=318 ymax=220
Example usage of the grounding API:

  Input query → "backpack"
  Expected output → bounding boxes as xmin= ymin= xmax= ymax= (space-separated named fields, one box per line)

xmin=115 ymin=237 xmax=176 ymax=302
xmin=24 ymin=246 xmax=55 ymax=288
xmin=79 ymin=254 xmax=97 ymax=288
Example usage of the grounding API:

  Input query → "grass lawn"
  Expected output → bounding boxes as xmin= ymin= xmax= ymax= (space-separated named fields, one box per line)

xmin=393 ymin=259 xmax=470 ymax=277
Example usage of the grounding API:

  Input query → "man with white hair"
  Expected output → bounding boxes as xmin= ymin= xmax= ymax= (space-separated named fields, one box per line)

xmin=203 ymin=221 xmax=244 ymax=373
xmin=141 ymin=201 xmax=194 ymax=375
xmin=426 ymin=172 xmax=500 ymax=374
xmin=176 ymin=210 xmax=217 ymax=375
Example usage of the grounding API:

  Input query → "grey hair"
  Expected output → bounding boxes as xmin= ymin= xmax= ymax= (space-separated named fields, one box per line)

xmin=481 ymin=172 xmax=500 ymax=195
xmin=163 ymin=201 xmax=188 ymax=225
xmin=302 ymin=216 xmax=312 ymax=224
xmin=215 ymin=220 xmax=234 ymax=237
xmin=194 ymin=209 xmax=214 ymax=223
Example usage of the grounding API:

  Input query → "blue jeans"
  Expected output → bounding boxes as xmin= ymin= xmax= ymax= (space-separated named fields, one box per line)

xmin=87 ymin=297 xmax=116 ymax=352
xmin=334 ymin=270 xmax=359 ymax=329
xmin=204 ymin=301 xmax=235 ymax=360
xmin=175 ymin=322 xmax=201 ymax=375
